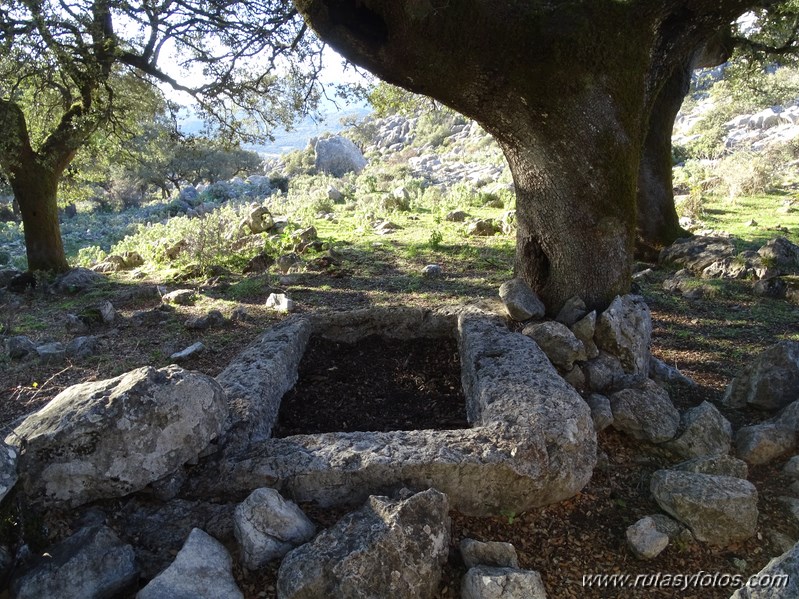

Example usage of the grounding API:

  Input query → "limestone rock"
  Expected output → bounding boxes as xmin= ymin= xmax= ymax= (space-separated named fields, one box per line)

xmin=571 ymin=311 xmax=599 ymax=359
xmin=735 ymin=423 xmax=795 ymax=465
xmin=672 ymin=455 xmax=749 ymax=479
xmin=245 ymin=206 xmax=274 ymax=234
xmin=54 ymin=268 xmax=103 ymax=294
xmin=646 ymin=513 xmax=692 ymax=543
xmin=266 ymin=293 xmax=295 ymax=313
xmin=277 ymin=489 xmax=450 ymax=599
xmin=35 ymin=342 xmax=66 ymax=364
xmin=731 ymin=540 xmax=799 ymax=598
xmin=10 ymin=526 xmax=137 ymax=599
xmin=664 ymin=402 xmax=732 ymax=459
xmin=783 ymin=455 xmax=799 ymax=478
xmin=554 ymin=296 xmax=587 ymax=327
xmin=7 ymin=336 xmax=35 ymax=359
xmin=522 ymin=321 xmax=586 ymax=371
xmin=724 ymin=341 xmax=799 ymax=410
xmin=583 ymin=351 xmax=629 ymax=394
xmin=0 ymin=442 xmax=17 ymax=503
xmin=184 ymin=310 xmax=226 ymax=330
xmin=234 ymin=487 xmax=316 ymax=569
xmin=595 ymin=294 xmax=652 ymax=376
xmin=586 ymin=394 xmax=614 ymax=432
xmin=498 ymin=279 xmax=545 ymax=322
xmin=648 ymin=357 xmax=697 ymax=387
xmin=461 ymin=566 xmax=548 ymax=599
xmin=170 ymin=342 xmax=206 ymax=361
xmin=66 ymin=336 xmax=99 ymax=359
xmin=626 ymin=517 xmax=669 ymax=560
xmin=314 ymin=135 xmax=367 ymax=177
xmin=8 ymin=365 xmax=227 ymax=507
xmin=466 ymin=219 xmax=500 ymax=236
xmin=650 ymin=470 xmax=758 ymax=546
xmin=459 ymin=538 xmax=519 ymax=569
xmin=162 ymin=289 xmax=196 ymax=306
xmin=757 ymin=236 xmax=799 ymax=274
xmin=422 ymin=264 xmax=443 ymax=278
xmin=659 ymin=236 xmax=737 ymax=273
xmin=137 ymin=529 xmax=243 ymax=599
xmin=610 ymin=380 xmax=680 ymax=443
xmin=445 ymin=210 xmax=469 ymax=222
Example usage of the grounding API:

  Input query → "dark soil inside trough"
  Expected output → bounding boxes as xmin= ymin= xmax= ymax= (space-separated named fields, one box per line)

xmin=272 ymin=334 xmax=469 ymax=436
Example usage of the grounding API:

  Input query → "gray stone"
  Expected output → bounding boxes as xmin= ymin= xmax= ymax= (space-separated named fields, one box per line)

xmin=445 ymin=210 xmax=469 ymax=222
xmin=7 ymin=336 xmax=35 ymax=359
xmin=185 ymin=310 xmax=226 ymax=330
xmin=66 ymin=336 xmax=99 ymax=359
xmin=731 ymin=539 xmax=799 ymax=598
xmin=35 ymin=342 xmax=66 ymax=364
xmin=461 ymin=566 xmax=548 ymax=599
xmin=162 ymin=289 xmax=196 ymax=305
xmin=659 ymin=236 xmax=737 ymax=273
xmin=243 ymin=252 xmax=274 ymax=275
xmin=466 ymin=219 xmax=500 ymax=236
xmin=98 ymin=300 xmax=116 ymax=324
xmin=757 ymin=236 xmax=799 ymax=274
xmin=650 ymin=470 xmax=758 ymax=546
xmin=562 ymin=365 xmax=586 ymax=391
xmin=8 ymin=365 xmax=227 ymax=507
xmin=460 ymin=538 xmax=519 ymax=569
xmin=779 ymin=496 xmax=799 ymax=525
xmin=735 ymin=423 xmax=795 ymax=465
xmin=570 ymin=311 xmax=599 ymax=359
xmin=64 ymin=314 xmax=89 ymax=334
xmin=276 ymin=253 xmax=303 ymax=273
xmin=724 ymin=342 xmax=799 ymax=410
xmin=245 ymin=206 xmax=274 ymax=234
xmin=649 ymin=356 xmax=697 ymax=387
xmin=10 ymin=526 xmax=137 ymax=599
xmin=595 ymin=295 xmax=652 ymax=376
xmin=137 ymin=529 xmax=243 ymax=599
xmin=665 ymin=402 xmax=732 ymax=459
xmin=0 ymin=545 xmax=11 ymax=586
xmin=234 ymin=487 xmax=315 ymax=569
xmin=498 ymin=279 xmax=545 ymax=322
xmin=646 ymin=513 xmax=691 ymax=542
xmin=216 ymin=316 xmax=312 ymax=447
xmin=626 ymin=517 xmax=669 ymax=560
xmin=170 ymin=342 xmax=206 ymax=361
xmin=783 ymin=455 xmax=799 ymax=478
xmin=0 ymin=442 xmax=17 ymax=503
xmin=266 ymin=293 xmax=295 ymax=313
xmin=522 ymin=321 xmax=586 ymax=371
xmin=277 ymin=489 xmax=450 ymax=599
xmin=610 ymin=380 xmax=680 ymax=443
xmin=314 ymin=135 xmax=367 ymax=177
xmin=586 ymin=394 xmax=614 ymax=432
xmin=672 ymin=455 xmax=749 ymax=479
xmin=583 ymin=351 xmax=628 ymax=393
xmin=326 ymin=184 xmax=344 ymax=202
xmin=54 ymin=268 xmax=103 ymax=294
xmin=555 ymin=296 xmax=587 ymax=327
xmin=422 ymin=264 xmax=443 ymax=278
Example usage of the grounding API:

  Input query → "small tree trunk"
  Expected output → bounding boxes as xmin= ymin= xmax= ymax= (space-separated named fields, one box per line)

xmin=10 ymin=162 xmax=69 ymax=272
xmin=636 ymin=61 xmax=692 ymax=257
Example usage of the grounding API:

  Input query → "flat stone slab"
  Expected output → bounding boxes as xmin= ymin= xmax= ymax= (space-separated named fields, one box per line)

xmin=192 ymin=308 xmax=596 ymax=516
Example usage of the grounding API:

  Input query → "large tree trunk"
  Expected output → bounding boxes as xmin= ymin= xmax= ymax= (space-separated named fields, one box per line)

xmin=10 ymin=161 xmax=69 ymax=272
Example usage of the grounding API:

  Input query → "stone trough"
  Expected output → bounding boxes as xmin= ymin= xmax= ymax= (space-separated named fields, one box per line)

xmin=202 ymin=307 xmax=597 ymax=516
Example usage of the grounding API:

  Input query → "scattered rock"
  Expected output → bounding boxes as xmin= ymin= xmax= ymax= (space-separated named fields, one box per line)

xmin=445 ymin=210 xmax=469 ymax=222
xmin=422 ymin=264 xmax=443 ymax=278
xmin=783 ymin=455 xmax=799 ymax=478
xmin=137 ymin=528 xmax=243 ymax=599
xmin=242 ymin=253 xmax=274 ymax=274
xmin=162 ymin=289 xmax=196 ymax=306
xmin=595 ymin=294 xmax=652 ymax=376
xmin=35 ymin=342 xmax=66 ymax=365
xmin=185 ymin=310 xmax=226 ymax=330
xmin=277 ymin=489 xmax=450 ymax=599
xmin=665 ymin=402 xmax=732 ymax=459
xmin=8 ymin=365 xmax=227 ymax=507
xmin=753 ymin=276 xmax=788 ymax=299
xmin=650 ymin=470 xmax=758 ymax=546
xmin=672 ymin=455 xmax=749 ymax=479
xmin=583 ymin=351 xmax=629 ymax=393
xmin=586 ymin=394 xmax=614 ymax=432
xmin=466 ymin=219 xmax=500 ymax=236
xmin=10 ymin=526 xmax=137 ymax=599
xmin=659 ymin=236 xmax=737 ymax=273
xmin=327 ymin=184 xmax=344 ymax=202
xmin=626 ymin=516 xmax=669 ymax=560
xmin=292 ymin=226 xmax=318 ymax=245
xmin=276 ymin=253 xmax=303 ymax=273
xmin=266 ymin=292 xmax=295 ymax=313
xmin=461 ymin=566 xmax=548 ymax=599
xmin=245 ymin=206 xmax=274 ymax=234
xmin=646 ymin=513 xmax=692 ymax=543
xmin=498 ymin=278 xmax=545 ymax=322
xmin=459 ymin=538 xmax=519 ymax=569
xmin=609 ymin=380 xmax=680 ymax=443
xmin=723 ymin=341 xmax=799 ymax=410
xmin=0 ymin=442 xmax=17 ymax=504
xmin=234 ymin=488 xmax=316 ymax=569
xmin=648 ymin=356 xmax=697 ymax=387
xmin=570 ymin=311 xmax=599 ymax=359
xmin=374 ymin=219 xmax=402 ymax=235
xmin=170 ymin=342 xmax=207 ymax=362
xmin=522 ymin=321 xmax=586 ymax=371
xmin=757 ymin=236 xmax=799 ymax=275
xmin=65 ymin=336 xmax=99 ymax=360
xmin=562 ymin=365 xmax=586 ymax=391
xmin=731 ymin=539 xmax=799 ymax=598
xmin=314 ymin=135 xmax=367 ymax=177
xmin=54 ymin=268 xmax=103 ymax=294
xmin=7 ymin=335 xmax=35 ymax=359
xmin=735 ymin=423 xmax=795 ymax=465
xmin=555 ymin=296 xmax=587 ymax=327
xmin=64 ymin=314 xmax=89 ymax=334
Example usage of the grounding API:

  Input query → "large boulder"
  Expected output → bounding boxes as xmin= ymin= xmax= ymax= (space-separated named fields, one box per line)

xmin=137 ymin=529 xmax=243 ymax=599
xmin=595 ymin=295 xmax=652 ymax=376
xmin=609 ymin=380 xmax=680 ymax=443
xmin=650 ymin=470 xmax=758 ymax=546
xmin=10 ymin=526 xmax=137 ymax=599
xmin=731 ymin=540 xmax=799 ymax=598
xmin=234 ymin=487 xmax=316 ymax=569
xmin=8 ymin=365 xmax=228 ymax=507
xmin=659 ymin=236 xmax=737 ymax=273
xmin=664 ymin=402 xmax=732 ymax=459
xmin=723 ymin=341 xmax=799 ymax=410
xmin=314 ymin=136 xmax=367 ymax=177
xmin=276 ymin=489 xmax=450 ymax=599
